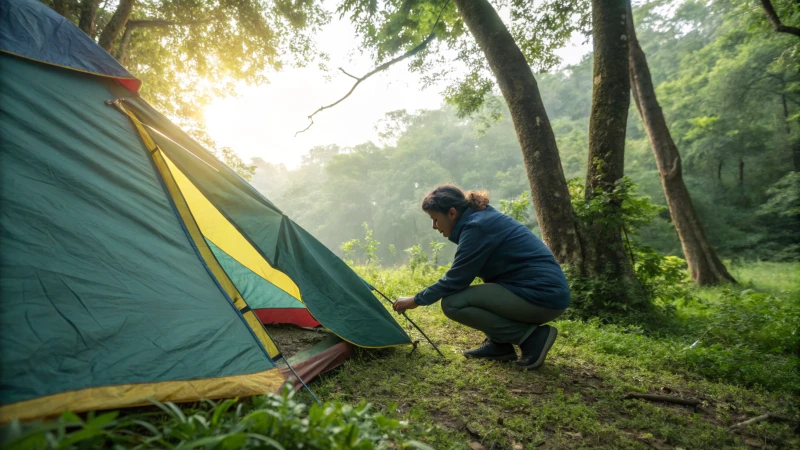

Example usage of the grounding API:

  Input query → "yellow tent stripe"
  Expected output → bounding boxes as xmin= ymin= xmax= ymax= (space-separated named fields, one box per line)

xmin=0 ymin=369 xmax=285 ymax=423
xmin=244 ymin=311 xmax=280 ymax=358
xmin=162 ymin=154 xmax=304 ymax=305
xmin=110 ymin=101 xmax=280 ymax=358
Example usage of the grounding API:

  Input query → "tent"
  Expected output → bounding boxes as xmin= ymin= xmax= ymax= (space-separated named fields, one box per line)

xmin=0 ymin=0 xmax=411 ymax=423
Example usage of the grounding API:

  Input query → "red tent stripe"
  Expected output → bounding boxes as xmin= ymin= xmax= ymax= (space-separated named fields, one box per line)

xmin=254 ymin=308 xmax=321 ymax=328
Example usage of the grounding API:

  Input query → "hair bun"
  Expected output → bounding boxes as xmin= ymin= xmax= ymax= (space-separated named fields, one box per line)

xmin=465 ymin=190 xmax=490 ymax=211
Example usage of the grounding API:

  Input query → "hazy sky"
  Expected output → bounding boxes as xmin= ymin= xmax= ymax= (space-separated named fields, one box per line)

xmin=204 ymin=11 xmax=591 ymax=169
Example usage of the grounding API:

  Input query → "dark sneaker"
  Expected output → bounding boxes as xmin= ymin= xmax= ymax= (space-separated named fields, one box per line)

xmin=517 ymin=325 xmax=558 ymax=369
xmin=463 ymin=338 xmax=517 ymax=361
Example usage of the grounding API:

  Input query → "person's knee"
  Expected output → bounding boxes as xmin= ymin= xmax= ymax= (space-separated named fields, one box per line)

xmin=441 ymin=295 xmax=458 ymax=319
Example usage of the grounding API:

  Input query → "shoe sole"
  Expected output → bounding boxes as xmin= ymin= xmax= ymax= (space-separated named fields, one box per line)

xmin=463 ymin=353 xmax=518 ymax=362
xmin=517 ymin=327 xmax=558 ymax=369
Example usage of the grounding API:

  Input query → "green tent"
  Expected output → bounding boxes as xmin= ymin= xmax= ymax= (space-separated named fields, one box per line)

xmin=0 ymin=0 xmax=410 ymax=423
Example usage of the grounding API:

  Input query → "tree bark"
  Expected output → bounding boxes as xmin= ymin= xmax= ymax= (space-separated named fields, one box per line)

xmin=78 ymin=0 xmax=100 ymax=35
xmin=739 ymin=158 xmax=744 ymax=185
xmin=782 ymin=93 xmax=791 ymax=134
xmin=759 ymin=0 xmax=800 ymax=38
xmin=98 ymin=0 xmax=135 ymax=53
xmin=794 ymin=141 xmax=800 ymax=172
xmin=452 ymin=0 xmax=584 ymax=266
xmin=116 ymin=19 xmax=184 ymax=61
xmin=627 ymin=3 xmax=736 ymax=285
xmin=54 ymin=0 xmax=70 ymax=17
xmin=583 ymin=0 xmax=637 ymax=288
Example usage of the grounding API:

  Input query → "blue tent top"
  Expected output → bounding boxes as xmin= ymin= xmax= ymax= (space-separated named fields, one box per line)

xmin=0 ymin=0 xmax=141 ymax=92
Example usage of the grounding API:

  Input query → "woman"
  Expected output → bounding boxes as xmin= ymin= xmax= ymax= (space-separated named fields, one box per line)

xmin=393 ymin=185 xmax=570 ymax=369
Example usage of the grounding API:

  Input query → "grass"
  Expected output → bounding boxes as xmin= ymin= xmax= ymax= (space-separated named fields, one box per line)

xmin=311 ymin=261 xmax=800 ymax=449
xmin=2 ymin=262 xmax=798 ymax=449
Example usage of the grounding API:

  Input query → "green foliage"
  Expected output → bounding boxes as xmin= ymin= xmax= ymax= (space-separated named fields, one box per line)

xmin=340 ymin=223 xmax=382 ymax=266
xmin=45 ymin=0 xmax=325 ymax=180
xmin=565 ymin=176 xmax=679 ymax=321
xmin=757 ymin=172 xmax=800 ymax=260
xmin=760 ymin=171 xmax=800 ymax=219
xmin=633 ymin=246 xmax=694 ymax=306
xmin=498 ymin=191 xmax=531 ymax=224
xmin=5 ymin=263 xmax=798 ymax=449
xmin=325 ymin=261 xmax=800 ymax=449
xmin=337 ymin=0 xmax=592 ymax=117
xmin=0 ymin=388 xmax=428 ymax=450
xmin=427 ymin=241 xmax=444 ymax=268
xmin=217 ymin=146 xmax=256 ymax=181
xmin=404 ymin=245 xmax=429 ymax=274
xmin=256 ymin=0 xmax=798 ymax=267
xmin=568 ymin=176 xmax=663 ymax=233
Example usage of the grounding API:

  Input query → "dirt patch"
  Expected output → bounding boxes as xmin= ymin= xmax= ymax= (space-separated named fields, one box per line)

xmin=265 ymin=324 xmax=334 ymax=358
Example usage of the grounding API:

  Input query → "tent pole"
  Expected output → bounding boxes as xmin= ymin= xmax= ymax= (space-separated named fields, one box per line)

xmin=371 ymin=287 xmax=445 ymax=358
xmin=260 ymin=325 xmax=322 ymax=405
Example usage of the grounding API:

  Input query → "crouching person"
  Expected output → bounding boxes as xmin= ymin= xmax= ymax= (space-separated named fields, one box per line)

xmin=393 ymin=185 xmax=570 ymax=369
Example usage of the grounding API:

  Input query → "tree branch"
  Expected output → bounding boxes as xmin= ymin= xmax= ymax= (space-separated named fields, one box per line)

xmin=295 ymin=0 xmax=451 ymax=136
xmin=54 ymin=0 xmax=70 ymax=17
xmin=115 ymin=18 xmax=210 ymax=61
xmin=98 ymin=0 xmax=135 ymax=52
xmin=78 ymin=0 xmax=101 ymax=35
xmin=729 ymin=412 xmax=795 ymax=430
xmin=623 ymin=393 xmax=700 ymax=407
xmin=126 ymin=19 xmax=191 ymax=29
xmin=759 ymin=0 xmax=800 ymax=38
xmin=339 ymin=68 xmax=360 ymax=80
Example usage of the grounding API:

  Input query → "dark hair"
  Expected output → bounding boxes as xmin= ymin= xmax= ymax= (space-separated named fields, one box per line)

xmin=421 ymin=184 xmax=489 ymax=214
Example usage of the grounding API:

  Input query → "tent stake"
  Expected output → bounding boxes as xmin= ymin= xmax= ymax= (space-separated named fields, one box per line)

xmin=371 ymin=287 xmax=445 ymax=358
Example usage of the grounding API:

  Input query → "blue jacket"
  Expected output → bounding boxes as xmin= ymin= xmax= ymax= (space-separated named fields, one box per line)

xmin=413 ymin=205 xmax=570 ymax=309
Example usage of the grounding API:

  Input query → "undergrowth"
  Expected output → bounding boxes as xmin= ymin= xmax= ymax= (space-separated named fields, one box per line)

xmin=3 ymin=262 xmax=798 ymax=449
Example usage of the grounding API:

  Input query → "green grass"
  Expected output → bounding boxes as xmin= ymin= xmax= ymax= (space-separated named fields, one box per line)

xmin=311 ymin=262 xmax=800 ymax=449
xmin=3 ymin=262 xmax=798 ymax=449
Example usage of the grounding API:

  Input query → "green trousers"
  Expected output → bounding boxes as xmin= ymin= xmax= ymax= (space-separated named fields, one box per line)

xmin=441 ymin=283 xmax=566 ymax=345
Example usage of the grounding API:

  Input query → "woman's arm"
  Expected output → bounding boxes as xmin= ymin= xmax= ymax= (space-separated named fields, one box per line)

xmin=414 ymin=224 xmax=497 ymax=305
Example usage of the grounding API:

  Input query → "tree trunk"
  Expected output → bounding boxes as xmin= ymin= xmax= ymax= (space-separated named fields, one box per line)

xmin=782 ymin=93 xmax=791 ymax=134
xmin=759 ymin=0 xmax=800 ymax=39
xmin=627 ymin=3 xmax=735 ymax=285
xmin=98 ymin=0 xmax=135 ymax=53
xmin=54 ymin=0 xmax=70 ymax=17
xmin=452 ymin=0 xmax=584 ymax=266
xmin=794 ymin=141 xmax=800 ymax=172
xmin=117 ymin=24 xmax=134 ymax=62
xmin=78 ymin=0 xmax=100 ymax=35
xmin=739 ymin=158 xmax=744 ymax=185
xmin=582 ymin=0 xmax=637 ymax=288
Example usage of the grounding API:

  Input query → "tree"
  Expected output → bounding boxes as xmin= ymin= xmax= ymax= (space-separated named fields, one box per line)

xmin=581 ymin=0 xmax=637 ymax=289
xmin=450 ymin=0 xmax=584 ymax=266
xmin=325 ymin=0 xmax=659 ymax=311
xmin=758 ymin=0 xmax=800 ymax=39
xmin=44 ymin=0 xmax=327 ymax=179
xmin=627 ymin=2 xmax=736 ymax=285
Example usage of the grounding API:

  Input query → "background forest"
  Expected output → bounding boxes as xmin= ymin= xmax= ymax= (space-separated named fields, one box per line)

xmin=248 ymin=0 xmax=799 ymax=268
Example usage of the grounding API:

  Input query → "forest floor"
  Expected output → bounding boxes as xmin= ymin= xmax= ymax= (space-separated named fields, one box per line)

xmin=309 ymin=262 xmax=800 ymax=449
xmin=3 ymin=263 xmax=797 ymax=449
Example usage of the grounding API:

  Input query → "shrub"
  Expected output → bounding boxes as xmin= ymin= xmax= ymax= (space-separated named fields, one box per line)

xmin=0 ymin=388 xmax=432 ymax=450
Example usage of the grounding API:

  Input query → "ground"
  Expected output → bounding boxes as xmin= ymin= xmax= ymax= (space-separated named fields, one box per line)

xmin=306 ymin=262 xmax=800 ymax=449
xmin=265 ymin=324 xmax=335 ymax=358
xmin=3 ymin=262 xmax=797 ymax=449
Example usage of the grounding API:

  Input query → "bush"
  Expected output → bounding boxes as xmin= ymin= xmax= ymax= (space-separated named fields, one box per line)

xmin=0 ymin=388 xmax=432 ymax=450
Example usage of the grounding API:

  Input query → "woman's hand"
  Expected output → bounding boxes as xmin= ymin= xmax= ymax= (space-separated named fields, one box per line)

xmin=393 ymin=296 xmax=419 ymax=313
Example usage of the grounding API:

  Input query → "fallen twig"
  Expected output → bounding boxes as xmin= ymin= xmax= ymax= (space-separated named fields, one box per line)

xmin=623 ymin=392 xmax=700 ymax=407
xmin=729 ymin=412 xmax=795 ymax=430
